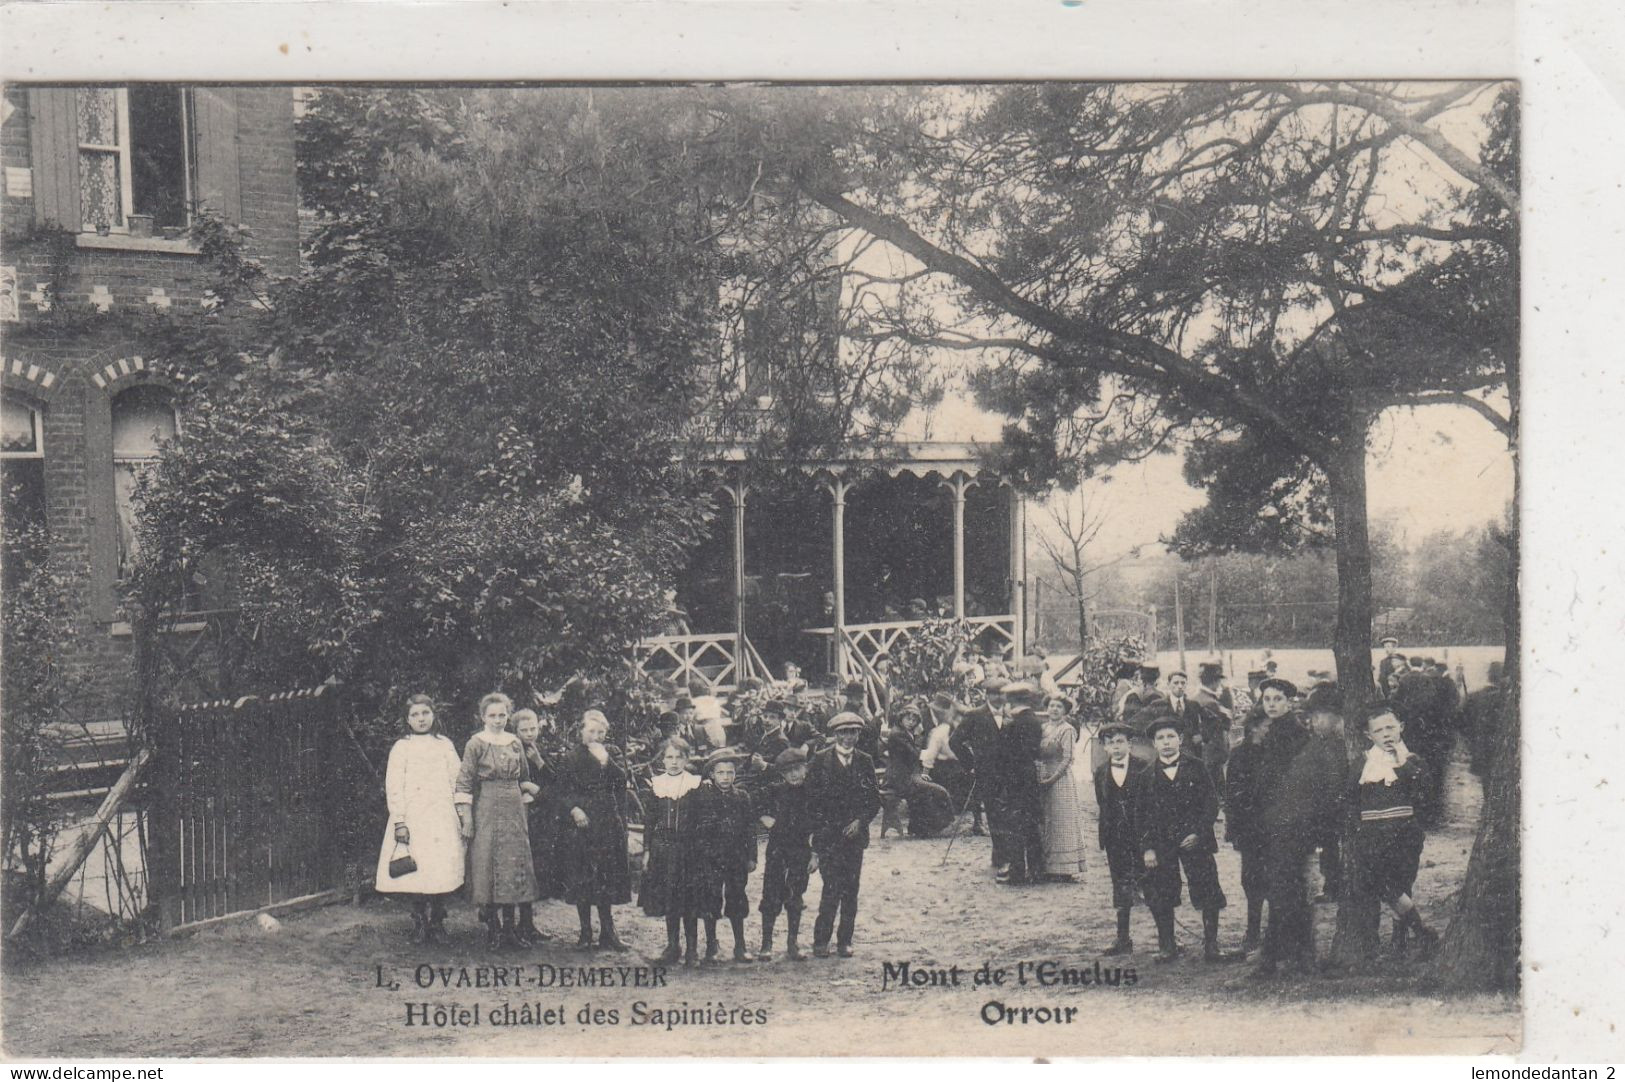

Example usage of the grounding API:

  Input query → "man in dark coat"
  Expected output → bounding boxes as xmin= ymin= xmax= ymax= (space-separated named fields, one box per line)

xmin=949 ymin=677 xmax=1008 ymax=863
xmin=1391 ymin=668 xmax=1450 ymax=825
xmin=1463 ymin=661 xmax=1505 ymax=777
xmin=883 ymin=706 xmax=954 ymax=837
xmin=1139 ymin=716 xmax=1230 ymax=963
xmin=1251 ymin=681 xmax=1349 ymax=978
xmin=1093 ymin=721 xmax=1153 ymax=955
xmin=1121 ymin=664 xmax=1167 ymax=720
xmin=806 ymin=711 xmax=882 ymax=958
xmin=839 ymin=681 xmax=884 ymax=763
xmin=992 ymin=682 xmax=1047 ymax=884
xmin=1164 ymin=669 xmax=1229 ymax=781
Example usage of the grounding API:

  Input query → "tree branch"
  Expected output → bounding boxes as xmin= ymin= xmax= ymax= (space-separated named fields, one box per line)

xmin=1387 ymin=390 xmax=1514 ymax=439
xmin=800 ymin=183 xmax=1326 ymax=463
xmin=1281 ymin=84 xmax=1518 ymax=214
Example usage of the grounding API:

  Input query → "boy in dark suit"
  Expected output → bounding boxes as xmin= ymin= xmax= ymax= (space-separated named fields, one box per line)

xmin=1357 ymin=705 xmax=1440 ymax=958
xmin=691 ymin=750 xmax=757 ymax=963
xmin=1093 ymin=721 xmax=1151 ymax=955
xmin=806 ymin=711 xmax=881 ymax=958
xmin=756 ymin=747 xmax=815 ymax=962
xmin=1139 ymin=717 xmax=1232 ymax=963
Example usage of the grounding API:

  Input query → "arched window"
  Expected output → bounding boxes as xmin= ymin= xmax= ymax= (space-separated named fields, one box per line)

xmin=2 ymin=397 xmax=46 ymax=587
xmin=111 ymin=385 xmax=177 ymax=579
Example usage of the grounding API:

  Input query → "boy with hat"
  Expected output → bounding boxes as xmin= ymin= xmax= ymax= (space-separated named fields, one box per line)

xmin=752 ymin=700 xmax=793 ymax=764
xmin=806 ymin=711 xmax=881 ymax=957
xmin=690 ymin=749 xmax=757 ymax=963
xmin=1139 ymin=717 xmax=1232 ymax=963
xmin=1377 ymin=636 xmax=1404 ymax=683
xmin=1093 ymin=720 xmax=1152 ymax=955
xmin=755 ymin=747 xmax=816 ymax=961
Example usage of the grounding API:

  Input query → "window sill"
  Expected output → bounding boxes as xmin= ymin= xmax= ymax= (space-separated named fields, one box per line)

xmin=77 ymin=233 xmax=201 ymax=256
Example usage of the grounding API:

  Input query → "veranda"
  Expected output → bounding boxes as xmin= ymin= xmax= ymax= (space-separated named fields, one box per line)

xmin=633 ymin=441 xmax=1029 ymax=708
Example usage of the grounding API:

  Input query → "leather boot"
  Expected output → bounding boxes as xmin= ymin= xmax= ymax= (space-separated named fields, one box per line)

xmin=1202 ymin=908 xmax=1232 ymax=963
xmin=784 ymin=912 xmax=807 ymax=961
xmin=1103 ymin=908 xmax=1133 ymax=955
xmin=757 ymin=915 xmax=777 ymax=962
xmin=1152 ymin=909 xmax=1179 ymax=963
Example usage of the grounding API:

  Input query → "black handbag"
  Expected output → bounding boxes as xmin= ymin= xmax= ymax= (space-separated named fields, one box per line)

xmin=388 ymin=841 xmax=417 ymax=879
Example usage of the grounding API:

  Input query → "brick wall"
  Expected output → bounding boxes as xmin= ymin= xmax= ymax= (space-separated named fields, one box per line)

xmin=2 ymin=85 xmax=299 ymax=720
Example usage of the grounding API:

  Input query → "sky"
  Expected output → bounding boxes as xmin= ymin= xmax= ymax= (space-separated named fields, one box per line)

xmin=907 ymin=387 xmax=1514 ymax=560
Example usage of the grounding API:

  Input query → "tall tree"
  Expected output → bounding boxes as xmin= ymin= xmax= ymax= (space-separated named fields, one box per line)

xmin=729 ymin=81 xmax=1516 ymax=969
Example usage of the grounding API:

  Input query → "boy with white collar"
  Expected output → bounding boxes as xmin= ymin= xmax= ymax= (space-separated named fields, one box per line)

xmin=1139 ymin=717 xmax=1231 ymax=964
xmin=1356 ymin=705 xmax=1440 ymax=958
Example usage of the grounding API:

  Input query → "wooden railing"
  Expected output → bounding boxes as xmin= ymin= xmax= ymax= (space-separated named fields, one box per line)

xmin=633 ymin=630 xmax=770 ymax=693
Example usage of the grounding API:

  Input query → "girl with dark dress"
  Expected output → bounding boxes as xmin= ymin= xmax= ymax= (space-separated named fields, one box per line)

xmin=513 ymin=709 xmax=560 ymax=943
xmin=455 ymin=692 xmax=539 ymax=948
xmin=557 ymin=709 xmax=633 ymax=950
xmin=638 ymin=737 xmax=704 ymax=964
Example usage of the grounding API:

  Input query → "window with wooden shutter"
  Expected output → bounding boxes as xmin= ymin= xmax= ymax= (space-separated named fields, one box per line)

xmin=28 ymin=86 xmax=227 ymax=234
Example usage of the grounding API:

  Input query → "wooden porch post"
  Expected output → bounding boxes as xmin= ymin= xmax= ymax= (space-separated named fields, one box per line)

xmin=827 ymin=475 xmax=851 ymax=679
xmin=942 ymin=471 xmax=972 ymax=621
xmin=728 ymin=480 xmax=748 ymax=683
xmin=1009 ymin=484 xmax=1027 ymax=657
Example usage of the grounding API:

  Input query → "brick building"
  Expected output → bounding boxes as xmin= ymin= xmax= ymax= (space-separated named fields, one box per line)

xmin=2 ymin=85 xmax=299 ymax=721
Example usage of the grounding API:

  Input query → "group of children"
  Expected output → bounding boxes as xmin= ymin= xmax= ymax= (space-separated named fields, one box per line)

xmin=377 ymin=666 xmax=1446 ymax=975
xmin=638 ymin=709 xmax=881 ymax=964
xmin=374 ymin=692 xmax=635 ymax=951
xmin=1092 ymin=676 xmax=1444 ymax=975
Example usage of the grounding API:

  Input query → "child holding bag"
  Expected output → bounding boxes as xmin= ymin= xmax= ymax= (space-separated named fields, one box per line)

xmin=374 ymin=695 xmax=465 ymax=943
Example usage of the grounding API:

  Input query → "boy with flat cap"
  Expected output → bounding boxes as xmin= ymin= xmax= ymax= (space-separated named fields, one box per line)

xmin=756 ymin=747 xmax=816 ymax=961
xmin=1093 ymin=720 xmax=1152 ymax=955
xmin=807 ymin=711 xmax=881 ymax=958
xmin=1139 ymin=717 xmax=1232 ymax=963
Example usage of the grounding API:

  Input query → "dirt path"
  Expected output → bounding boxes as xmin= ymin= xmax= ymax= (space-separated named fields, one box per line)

xmin=2 ymin=754 xmax=1517 ymax=1058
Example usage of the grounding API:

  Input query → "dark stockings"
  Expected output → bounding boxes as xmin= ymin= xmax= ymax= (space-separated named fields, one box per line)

xmin=1152 ymin=907 xmax=1176 ymax=954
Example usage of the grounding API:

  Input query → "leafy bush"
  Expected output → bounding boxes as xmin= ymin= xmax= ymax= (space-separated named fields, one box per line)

xmin=888 ymin=618 xmax=979 ymax=702
xmin=1070 ymin=633 xmax=1148 ymax=731
xmin=1 ymin=514 xmax=81 ymax=933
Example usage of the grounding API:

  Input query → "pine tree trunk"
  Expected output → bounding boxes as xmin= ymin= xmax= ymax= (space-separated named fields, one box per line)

xmin=1326 ymin=421 xmax=1383 ymax=967
xmin=1435 ymin=413 xmax=1520 ymax=993
xmin=1433 ymin=673 xmax=1519 ymax=992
